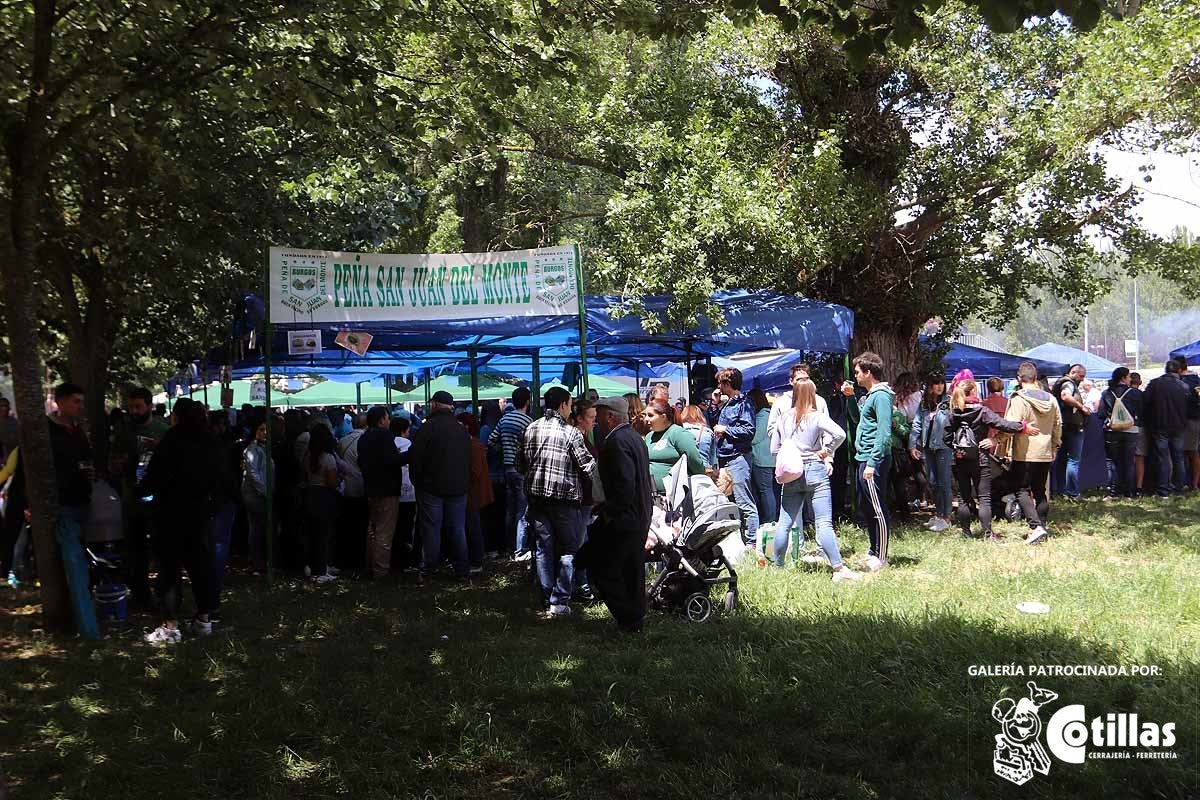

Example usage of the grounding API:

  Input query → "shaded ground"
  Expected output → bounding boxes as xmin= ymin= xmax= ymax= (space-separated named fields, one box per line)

xmin=1 ymin=495 xmax=1197 ymax=799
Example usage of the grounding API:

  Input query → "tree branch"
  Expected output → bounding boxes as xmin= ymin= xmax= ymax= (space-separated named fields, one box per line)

xmin=498 ymin=144 xmax=623 ymax=176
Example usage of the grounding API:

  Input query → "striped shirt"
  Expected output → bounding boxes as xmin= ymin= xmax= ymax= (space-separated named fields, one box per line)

xmin=487 ymin=408 xmax=533 ymax=468
xmin=517 ymin=411 xmax=596 ymax=503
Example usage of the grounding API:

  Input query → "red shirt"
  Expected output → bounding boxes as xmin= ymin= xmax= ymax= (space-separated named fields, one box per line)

xmin=983 ymin=394 xmax=1008 ymax=439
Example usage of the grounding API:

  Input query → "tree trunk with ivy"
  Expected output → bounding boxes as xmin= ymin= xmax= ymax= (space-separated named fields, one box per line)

xmin=1 ymin=0 xmax=73 ymax=633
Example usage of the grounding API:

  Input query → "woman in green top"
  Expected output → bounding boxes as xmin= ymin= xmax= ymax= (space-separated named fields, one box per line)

xmin=644 ymin=398 xmax=705 ymax=493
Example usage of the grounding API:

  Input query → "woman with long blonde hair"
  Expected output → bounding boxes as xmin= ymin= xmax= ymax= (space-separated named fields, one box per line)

xmin=769 ymin=380 xmax=856 ymax=582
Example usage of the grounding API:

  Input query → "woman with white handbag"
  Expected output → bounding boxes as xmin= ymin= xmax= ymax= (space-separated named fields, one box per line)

xmin=769 ymin=380 xmax=859 ymax=582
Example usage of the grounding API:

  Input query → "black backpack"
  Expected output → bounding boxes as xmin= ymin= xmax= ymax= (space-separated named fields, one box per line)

xmin=945 ymin=413 xmax=980 ymax=461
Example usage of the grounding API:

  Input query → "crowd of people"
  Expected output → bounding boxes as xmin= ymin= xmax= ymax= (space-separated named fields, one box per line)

xmin=0 ymin=351 xmax=1197 ymax=642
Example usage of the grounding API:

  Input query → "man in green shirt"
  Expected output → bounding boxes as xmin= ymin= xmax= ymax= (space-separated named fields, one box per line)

xmin=848 ymin=352 xmax=895 ymax=572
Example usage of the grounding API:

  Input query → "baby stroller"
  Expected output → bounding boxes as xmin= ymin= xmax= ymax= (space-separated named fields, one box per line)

xmin=647 ymin=456 xmax=742 ymax=623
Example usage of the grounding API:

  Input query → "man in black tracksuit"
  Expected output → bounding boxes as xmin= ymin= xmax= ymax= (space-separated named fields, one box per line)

xmin=586 ymin=396 xmax=653 ymax=633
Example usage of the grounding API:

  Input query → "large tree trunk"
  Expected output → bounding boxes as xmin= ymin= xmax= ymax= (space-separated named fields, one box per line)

xmin=1 ymin=0 xmax=73 ymax=632
xmin=457 ymin=157 xmax=509 ymax=251
xmin=853 ymin=322 xmax=922 ymax=382
xmin=62 ymin=261 xmax=115 ymax=477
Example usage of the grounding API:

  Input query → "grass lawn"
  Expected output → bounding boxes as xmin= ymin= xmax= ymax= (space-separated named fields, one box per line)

xmin=1 ymin=495 xmax=1197 ymax=799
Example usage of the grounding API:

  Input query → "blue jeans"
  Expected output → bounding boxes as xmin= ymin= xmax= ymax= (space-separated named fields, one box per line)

xmin=855 ymin=456 xmax=891 ymax=560
xmin=575 ymin=506 xmax=592 ymax=590
xmin=505 ymin=469 xmax=529 ymax=554
xmin=57 ymin=505 xmax=100 ymax=640
xmin=751 ymin=464 xmax=779 ymax=525
xmin=465 ymin=509 xmax=484 ymax=569
xmin=417 ymin=491 xmax=468 ymax=576
xmin=1061 ymin=427 xmax=1085 ymax=498
xmin=207 ymin=502 xmax=236 ymax=599
xmin=924 ymin=448 xmax=954 ymax=519
xmin=1153 ymin=432 xmax=1186 ymax=496
xmin=722 ymin=454 xmax=759 ymax=546
xmin=528 ymin=499 xmax=581 ymax=607
xmin=774 ymin=462 xmax=842 ymax=568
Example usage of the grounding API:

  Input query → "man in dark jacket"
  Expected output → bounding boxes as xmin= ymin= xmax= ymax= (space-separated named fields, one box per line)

xmin=586 ymin=396 xmax=653 ymax=633
xmin=358 ymin=405 xmax=409 ymax=578
xmin=1051 ymin=364 xmax=1090 ymax=499
xmin=408 ymin=391 xmax=471 ymax=579
xmin=1142 ymin=359 xmax=1191 ymax=497
xmin=48 ymin=382 xmax=99 ymax=639
xmin=1100 ymin=367 xmax=1142 ymax=499
xmin=713 ymin=368 xmax=759 ymax=546
xmin=140 ymin=397 xmax=222 ymax=642
xmin=1180 ymin=364 xmax=1200 ymax=491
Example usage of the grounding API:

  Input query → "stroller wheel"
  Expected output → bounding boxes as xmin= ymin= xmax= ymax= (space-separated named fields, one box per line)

xmin=722 ymin=590 xmax=737 ymax=614
xmin=684 ymin=592 xmax=713 ymax=623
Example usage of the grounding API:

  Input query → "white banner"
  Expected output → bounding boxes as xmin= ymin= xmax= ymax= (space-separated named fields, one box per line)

xmin=269 ymin=245 xmax=581 ymax=324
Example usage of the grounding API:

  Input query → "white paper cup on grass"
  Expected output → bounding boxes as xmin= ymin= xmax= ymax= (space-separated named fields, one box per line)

xmin=1016 ymin=601 xmax=1050 ymax=615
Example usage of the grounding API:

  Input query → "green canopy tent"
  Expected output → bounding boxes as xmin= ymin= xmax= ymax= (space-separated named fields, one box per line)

xmin=540 ymin=376 xmax=634 ymax=397
xmin=387 ymin=373 xmax=636 ymax=405
xmin=287 ymin=380 xmax=391 ymax=408
xmin=173 ymin=379 xmax=258 ymax=408
xmin=389 ymin=374 xmax=524 ymax=404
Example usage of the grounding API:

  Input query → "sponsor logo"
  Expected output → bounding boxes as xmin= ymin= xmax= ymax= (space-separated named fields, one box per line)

xmin=991 ymin=682 xmax=1177 ymax=785
xmin=533 ymin=249 xmax=577 ymax=309
xmin=279 ymin=254 xmax=330 ymax=315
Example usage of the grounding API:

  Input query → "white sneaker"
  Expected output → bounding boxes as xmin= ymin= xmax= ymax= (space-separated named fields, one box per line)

xmin=513 ymin=551 xmax=533 ymax=562
xmin=1025 ymin=526 xmax=1049 ymax=545
xmin=548 ymin=604 xmax=572 ymax=617
xmin=184 ymin=617 xmax=213 ymax=637
xmin=832 ymin=568 xmax=861 ymax=583
xmin=928 ymin=518 xmax=950 ymax=533
xmin=863 ymin=556 xmax=886 ymax=572
xmin=144 ymin=625 xmax=182 ymax=644
xmin=325 ymin=566 xmax=341 ymax=577
xmin=314 ymin=572 xmax=338 ymax=583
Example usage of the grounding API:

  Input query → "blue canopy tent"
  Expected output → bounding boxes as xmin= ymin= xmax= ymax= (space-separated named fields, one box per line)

xmin=220 ymin=290 xmax=855 ymax=405
xmin=937 ymin=341 xmax=1069 ymax=381
xmin=741 ymin=339 xmax=1070 ymax=393
xmin=1020 ymin=343 xmax=1120 ymax=377
xmin=1169 ymin=339 xmax=1200 ymax=365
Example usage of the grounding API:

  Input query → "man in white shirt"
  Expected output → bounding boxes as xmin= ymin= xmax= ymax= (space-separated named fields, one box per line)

xmin=767 ymin=362 xmax=828 ymax=440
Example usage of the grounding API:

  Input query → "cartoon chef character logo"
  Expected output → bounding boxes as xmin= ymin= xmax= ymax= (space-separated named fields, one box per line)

xmin=991 ymin=682 xmax=1058 ymax=785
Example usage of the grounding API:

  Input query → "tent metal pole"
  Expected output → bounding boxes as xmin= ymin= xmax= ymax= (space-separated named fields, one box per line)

xmin=532 ymin=351 xmax=541 ymax=417
xmin=844 ymin=352 xmax=854 ymax=518
xmin=469 ymin=347 xmax=480 ymax=412
xmin=573 ymin=244 xmax=589 ymax=394
xmin=424 ymin=367 xmax=431 ymax=409
xmin=685 ymin=341 xmax=694 ymax=403
xmin=356 ymin=381 xmax=362 ymax=411
xmin=264 ymin=258 xmax=275 ymax=587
